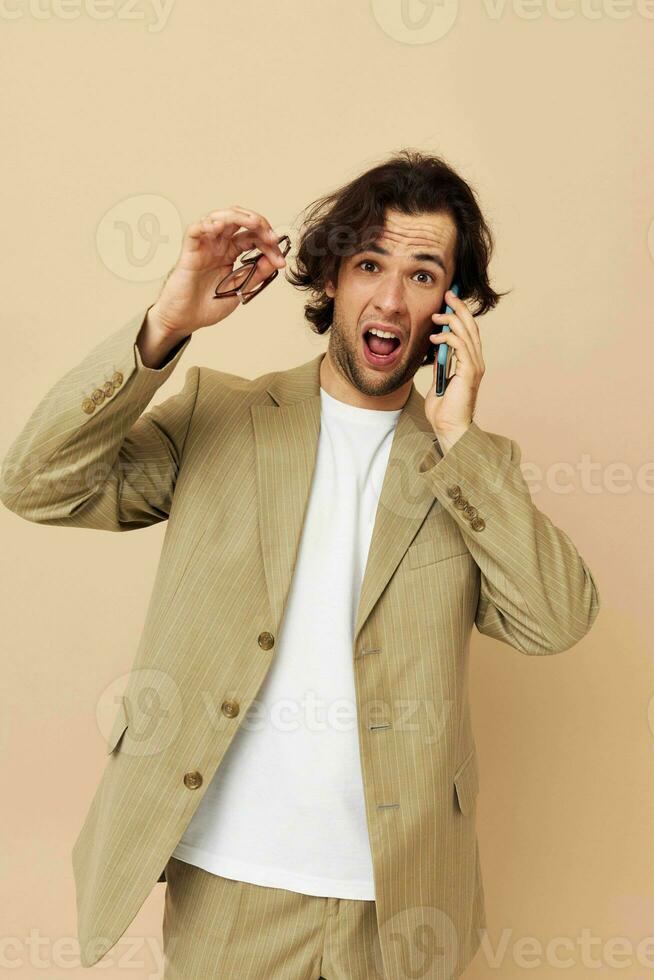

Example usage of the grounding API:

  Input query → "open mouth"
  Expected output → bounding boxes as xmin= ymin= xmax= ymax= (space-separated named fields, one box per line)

xmin=362 ymin=329 xmax=403 ymax=366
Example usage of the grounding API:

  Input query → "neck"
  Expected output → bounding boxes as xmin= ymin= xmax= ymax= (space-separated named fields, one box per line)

xmin=319 ymin=350 xmax=412 ymax=411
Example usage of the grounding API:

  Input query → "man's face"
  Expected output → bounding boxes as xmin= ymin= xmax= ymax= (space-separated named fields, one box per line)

xmin=323 ymin=208 xmax=457 ymax=401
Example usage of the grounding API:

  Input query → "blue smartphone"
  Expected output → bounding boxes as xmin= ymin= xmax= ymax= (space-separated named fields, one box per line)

xmin=435 ymin=282 xmax=460 ymax=397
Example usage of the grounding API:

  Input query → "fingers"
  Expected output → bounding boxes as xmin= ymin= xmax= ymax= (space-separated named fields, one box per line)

xmin=183 ymin=207 xmax=286 ymax=271
xmin=229 ymin=228 xmax=287 ymax=268
xmin=429 ymin=329 xmax=482 ymax=379
xmin=441 ymin=289 xmax=482 ymax=350
xmin=430 ymin=291 xmax=484 ymax=372
xmin=430 ymin=317 xmax=474 ymax=367
xmin=207 ymin=206 xmax=286 ymax=268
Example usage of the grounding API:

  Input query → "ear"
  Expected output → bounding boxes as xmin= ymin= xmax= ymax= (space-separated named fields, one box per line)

xmin=325 ymin=279 xmax=335 ymax=299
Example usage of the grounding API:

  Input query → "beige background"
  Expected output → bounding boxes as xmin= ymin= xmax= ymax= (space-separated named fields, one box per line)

xmin=1 ymin=2 xmax=652 ymax=977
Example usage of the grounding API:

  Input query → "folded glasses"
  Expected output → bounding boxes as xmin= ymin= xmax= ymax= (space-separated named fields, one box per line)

xmin=213 ymin=235 xmax=291 ymax=305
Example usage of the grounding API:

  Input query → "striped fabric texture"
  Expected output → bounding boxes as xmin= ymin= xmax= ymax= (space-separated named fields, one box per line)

xmin=162 ymin=855 xmax=379 ymax=978
xmin=0 ymin=307 xmax=600 ymax=978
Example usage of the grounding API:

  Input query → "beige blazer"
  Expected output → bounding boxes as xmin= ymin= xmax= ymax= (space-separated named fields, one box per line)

xmin=0 ymin=307 xmax=600 ymax=977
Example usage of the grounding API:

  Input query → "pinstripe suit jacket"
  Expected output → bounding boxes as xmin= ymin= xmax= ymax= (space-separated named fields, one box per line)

xmin=0 ymin=307 xmax=600 ymax=977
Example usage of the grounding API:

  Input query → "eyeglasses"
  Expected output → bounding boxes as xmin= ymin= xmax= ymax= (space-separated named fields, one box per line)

xmin=213 ymin=235 xmax=291 ymax=305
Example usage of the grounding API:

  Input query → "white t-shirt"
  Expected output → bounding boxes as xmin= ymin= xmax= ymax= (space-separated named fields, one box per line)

xmin=171 ymin=385 xmax=403 ymax=899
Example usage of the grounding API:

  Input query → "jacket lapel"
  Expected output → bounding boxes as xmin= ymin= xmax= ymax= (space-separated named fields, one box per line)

xmin=251 ymin=352 xmax=442 ymax=649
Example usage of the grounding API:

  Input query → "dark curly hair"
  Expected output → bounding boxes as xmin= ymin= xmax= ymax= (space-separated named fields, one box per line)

xmin=285 ymin=148 xmax=509 ymax=366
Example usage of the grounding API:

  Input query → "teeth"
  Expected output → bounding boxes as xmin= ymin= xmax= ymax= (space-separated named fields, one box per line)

xmin=368 ymin=327 xmax=399 ymax=340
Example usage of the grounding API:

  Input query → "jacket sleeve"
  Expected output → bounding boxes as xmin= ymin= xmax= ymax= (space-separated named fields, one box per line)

xmin=418 ymin=421 xmax=601 ymax=655
xmin=0 ymin=306 xmax=198 ymax=531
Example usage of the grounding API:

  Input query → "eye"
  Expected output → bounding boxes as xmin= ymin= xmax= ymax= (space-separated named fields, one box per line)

xmin=357 ymin=260 xmax=435 ymax=285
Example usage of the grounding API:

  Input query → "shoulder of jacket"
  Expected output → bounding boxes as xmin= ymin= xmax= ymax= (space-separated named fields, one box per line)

xmin=198 ymin=365 xmax=275 ymax=400
xmin=491 ymin=430 xmax=513 ymax=450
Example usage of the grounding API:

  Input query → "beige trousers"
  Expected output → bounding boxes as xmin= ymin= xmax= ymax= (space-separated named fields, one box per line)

xmin=162 ymin=856 xmax=382 ymax=979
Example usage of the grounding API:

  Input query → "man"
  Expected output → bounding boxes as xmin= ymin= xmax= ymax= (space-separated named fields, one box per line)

xmin=0 ymin=150 xmax=600 ymax=979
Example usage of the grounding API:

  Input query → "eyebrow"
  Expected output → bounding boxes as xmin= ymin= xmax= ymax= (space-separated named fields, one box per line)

xmin=353 ymin=242 xmax=447 ymax=276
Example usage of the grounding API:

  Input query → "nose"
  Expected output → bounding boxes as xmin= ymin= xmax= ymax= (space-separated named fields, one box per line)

xmin=371 ymin=273 xmax=407 ymax=317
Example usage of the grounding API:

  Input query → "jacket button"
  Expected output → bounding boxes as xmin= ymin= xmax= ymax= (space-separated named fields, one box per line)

xmin=463 ymin=504 xmax=478 ymax=519
xmin=454 ymin=496 xmax=468 ymax=510
xmin=221 ymin=699 xmax=240 ymax=718
xmin=102 ymin=381 xmax=114 ymax=398
xmin=447 ymin=484 xmax=461 ymax=499
xmin=258 ymin=631 xmax=275 ymax=650
xmin=82 ymin=398 xmax=95 ymax=414
xmin=183 ymin=770 xmax=203 ymax=790
xmin=111 ymin=371 xmax=123 ymax=387
xmin=91 ymin=388 xmax=105 ymax=405
xmin=470 ymin=516 xmax=486 ymax=531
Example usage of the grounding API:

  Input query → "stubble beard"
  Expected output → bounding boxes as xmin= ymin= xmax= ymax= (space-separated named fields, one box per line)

xmin=327 ymin=305 xmax=426 ymax=397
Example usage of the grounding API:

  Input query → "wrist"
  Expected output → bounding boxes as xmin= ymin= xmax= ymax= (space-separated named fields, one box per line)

xmin=433 ymin=422 xmax=472 ymax=454
xmin=137 ymin=308 xmax=190 ymax=370
xmin=146 ymin=304 xmax=188 ymax=342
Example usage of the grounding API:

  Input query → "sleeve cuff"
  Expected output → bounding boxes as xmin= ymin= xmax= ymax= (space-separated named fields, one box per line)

xmin=418 ymin=421 xmax=516 ymax=529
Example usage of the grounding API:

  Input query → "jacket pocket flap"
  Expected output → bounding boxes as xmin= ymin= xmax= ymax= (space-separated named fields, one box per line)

xmin=105 ymin=697 xmax=129 ymax=754
xmin=453 ymin=749 xmax=479 ymax=816
xmin=408 ymin=533 xmax=470 ymax=570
